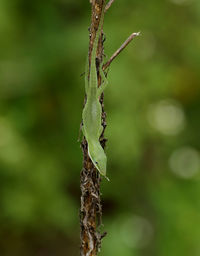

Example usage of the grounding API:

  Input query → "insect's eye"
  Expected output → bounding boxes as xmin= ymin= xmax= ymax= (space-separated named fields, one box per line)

xmin=95 ymin=161 xmax=98 ymax=165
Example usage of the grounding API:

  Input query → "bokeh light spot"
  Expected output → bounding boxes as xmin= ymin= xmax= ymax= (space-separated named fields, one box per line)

xmin=120 ymin=215 xmax=153 ymax=249
xmin=147 ymin=99 xmax=186 ymax=135
xmin=169 ymin=147 xmax=200 ymax=179
xmin=169 ymin=0 xmax=193 ymax=5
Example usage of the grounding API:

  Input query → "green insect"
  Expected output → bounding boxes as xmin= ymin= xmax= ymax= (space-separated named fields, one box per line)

xmin=82 ymin=3 xmax=108 ymax=179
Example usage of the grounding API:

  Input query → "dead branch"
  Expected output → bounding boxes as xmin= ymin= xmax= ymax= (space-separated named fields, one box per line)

xmin=105 ymin=0 xmax=115 ymax=12
xmin=103 ymin=32 xmax=140 ymax=71
xmin=80 ymin=1 xmax=106 ymax=256
xmin=80 ymin=2 xmax=139 ymax=256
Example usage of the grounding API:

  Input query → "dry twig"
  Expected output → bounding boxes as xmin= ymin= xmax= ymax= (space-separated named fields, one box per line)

xmin=80 ymin=1 xmax=106 ymax=256
xmin=103 ymin=32 xmax=140 ymax=70
xmin=105 ymin=0 xmax=115 ymax=12
xmin=80 ymin=2 xmax=139 ymax=256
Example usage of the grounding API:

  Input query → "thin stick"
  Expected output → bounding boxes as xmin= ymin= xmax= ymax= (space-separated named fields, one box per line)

xmin=103 ymin=32 xmax=140 ymax=71
xmin=105 ymin=0 xmax=115 ymax=12
xmin=80 ymin=1 xmax=106 ymax=256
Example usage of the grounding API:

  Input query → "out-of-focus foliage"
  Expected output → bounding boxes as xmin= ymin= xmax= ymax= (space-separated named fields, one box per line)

xmin=0 ymin=0 xmax=200 ymax=255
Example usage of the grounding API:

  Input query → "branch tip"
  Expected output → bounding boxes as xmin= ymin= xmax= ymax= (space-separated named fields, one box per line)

xmin=105 ymin=0 xmax=115 ymax=12
xmin=133 ymin=31 xmax=141 ymax=36
xmin=103 ymin=31 xmax=141 ymax=70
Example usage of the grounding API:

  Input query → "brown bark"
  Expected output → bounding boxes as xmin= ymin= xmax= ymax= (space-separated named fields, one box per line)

xmin=80 ymin=1 xmax=107 ymax=256
xmin=80 ymin=1 xmax=139 ymax=255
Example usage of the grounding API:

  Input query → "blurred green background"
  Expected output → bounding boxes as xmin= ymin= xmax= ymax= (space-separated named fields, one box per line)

xmin=0 ymin=0 xmax=200 ymax=255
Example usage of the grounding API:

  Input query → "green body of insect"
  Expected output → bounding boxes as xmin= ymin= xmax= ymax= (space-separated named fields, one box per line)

xmin=82 ymin=4 xmax=108 ymax=178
